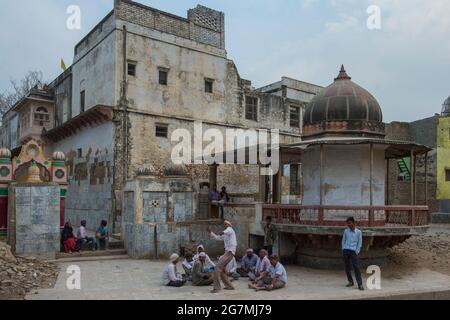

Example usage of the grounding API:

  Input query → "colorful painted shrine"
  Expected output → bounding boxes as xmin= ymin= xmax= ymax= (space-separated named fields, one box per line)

xmin=0 ymin=140 xmax=68 ymax=235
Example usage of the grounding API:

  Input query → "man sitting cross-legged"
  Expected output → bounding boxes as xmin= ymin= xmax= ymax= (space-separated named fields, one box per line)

xmin=192 ymin=252 xmax=214 ymax=286
xmin=249 ymin=255 xmax=287 ymax=291
xmin=248 ymin=249 xmax=271 ymax=282
xmin=237 ymin=248 xmax=259 ymax=278
xmin=162 ymin=254 xmax=187 ymax=287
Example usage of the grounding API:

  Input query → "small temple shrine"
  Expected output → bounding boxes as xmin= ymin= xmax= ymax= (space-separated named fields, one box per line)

xmin=0 ymin=139 xmax=68 ymax=237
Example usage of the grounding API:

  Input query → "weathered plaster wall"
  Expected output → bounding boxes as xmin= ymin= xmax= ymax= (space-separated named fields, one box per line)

xmin=53 ymin=122 xmax=114 ymax=229
xmin=114 ymin=18 xmax=304 ymax=136
xmin=125 ymin=112 xmax=298 ymax=202
xmin=302 ymin=145 xmax=386 ymax=206
xmin=72 ymin=15 xmax=117 ymax=117
xmin=122 ymin=177 xmax=256 ymax=259
xmin=123 ymin=176 xmax=256 ymax=259
xmin=54 ymin=73 xmax=73 ymax=126
xmin=437 ymin=117 xmax=450 ymax=209
xmin=410 ymin=116 xmax=439 ymax=148
xmin=385 ymin=120 xmax=439 ymax=211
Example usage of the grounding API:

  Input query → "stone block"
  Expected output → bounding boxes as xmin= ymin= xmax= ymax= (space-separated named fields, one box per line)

xmin=8 ymin=184 xmax=61 ymax=259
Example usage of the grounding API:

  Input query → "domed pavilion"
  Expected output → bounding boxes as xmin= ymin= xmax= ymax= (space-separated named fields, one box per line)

xmin=263 ymin=66 xmax=432 ymax=268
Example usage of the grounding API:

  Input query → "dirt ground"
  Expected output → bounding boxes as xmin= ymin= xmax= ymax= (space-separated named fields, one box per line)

xmin=0 ymin=242 xmax=59 ymax=300
xmin=385 ymin=227 xmax=450 ymax=278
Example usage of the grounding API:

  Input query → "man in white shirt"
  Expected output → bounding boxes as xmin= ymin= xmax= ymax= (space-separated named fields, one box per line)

xmin=76 ymin=220 xmax=96 ymax=251
xmin=208 ymin=220 xmax=237 ymax=293
xmin=161 ymin=254 xmax=187 ymax=287
xmin=249 ymin=255 xmax=287 ymax=291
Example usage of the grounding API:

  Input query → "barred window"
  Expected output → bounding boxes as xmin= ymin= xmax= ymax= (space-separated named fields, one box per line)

xmin=245 ymin=96 xmax=258 ymax=121
xmin=290 ymin=164 xmax=300 ymax=195
xmin=290 ymin=106 xmax=300 ymax=127
xmin=155 ymin=124 xmax=169 ymax=138
xmin=127 ymin=61 xmax=137 ymax=77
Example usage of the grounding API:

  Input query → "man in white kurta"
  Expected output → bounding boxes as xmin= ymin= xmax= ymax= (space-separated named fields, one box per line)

xmin=208 ymin=220 xmax=237 ymax=293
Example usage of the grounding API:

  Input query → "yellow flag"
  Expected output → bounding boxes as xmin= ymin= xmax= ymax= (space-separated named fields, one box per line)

xmin=60 ymin=59 xmax=67 ymax=71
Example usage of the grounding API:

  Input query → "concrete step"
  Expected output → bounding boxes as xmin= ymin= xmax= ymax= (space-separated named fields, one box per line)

xmin=51 ymin=254 xmax=130 ymax=264
xmin=55 ymin=249 xmax=128 ymax=261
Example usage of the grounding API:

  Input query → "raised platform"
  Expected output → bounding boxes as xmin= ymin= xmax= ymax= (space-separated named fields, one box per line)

xmin=261 ymin=204 xmax=431 ymax=269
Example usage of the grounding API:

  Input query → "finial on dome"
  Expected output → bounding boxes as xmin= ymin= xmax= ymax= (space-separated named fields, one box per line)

xmin=335 ymin=65 xmax=351 ymax=81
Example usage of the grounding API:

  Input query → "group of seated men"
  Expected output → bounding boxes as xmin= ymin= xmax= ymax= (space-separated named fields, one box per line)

xmin=161 ymin=246 xmax=287 ymax=291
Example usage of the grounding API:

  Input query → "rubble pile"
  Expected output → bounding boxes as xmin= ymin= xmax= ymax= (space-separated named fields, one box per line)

xmin=0 ymin=242 xmax=59 ymax=300
xmin=387 ymin=232 xmax=450 ymax=277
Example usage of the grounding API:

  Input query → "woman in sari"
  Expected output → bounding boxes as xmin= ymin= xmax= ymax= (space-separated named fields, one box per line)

xmin=61 ymin=222 xmax=79 ymax=254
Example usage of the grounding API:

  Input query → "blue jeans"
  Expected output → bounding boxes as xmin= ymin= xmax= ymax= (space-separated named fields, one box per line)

xmin=343 ymin=249 xmax=362 ymax=286
xmin=77 ymin=237 xmax=97 ymax=250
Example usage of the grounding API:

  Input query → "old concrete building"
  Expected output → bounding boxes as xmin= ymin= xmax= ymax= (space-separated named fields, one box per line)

xmin=0 ymin=0 xmax=323 ymax=256
xmin=385 ymin=95 xmax=450 ymax=221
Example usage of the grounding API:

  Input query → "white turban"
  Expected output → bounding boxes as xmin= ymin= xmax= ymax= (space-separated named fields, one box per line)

xmin=170 ymin=253 xmax=179 ymax=262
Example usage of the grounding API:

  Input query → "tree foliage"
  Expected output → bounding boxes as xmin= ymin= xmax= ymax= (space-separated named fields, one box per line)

xmin=0 ymin=71 xmax=44 ymax=118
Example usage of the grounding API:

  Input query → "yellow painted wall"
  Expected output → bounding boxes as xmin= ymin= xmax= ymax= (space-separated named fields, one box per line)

xmin=437 ymin=117 xmax=450 ymax=200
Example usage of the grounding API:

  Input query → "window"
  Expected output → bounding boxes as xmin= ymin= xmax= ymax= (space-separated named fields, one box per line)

xmin=205 ymin=78 xmax=214 ymax=93
xmin=80 ymin=90 xmax=85 ymax=113
xmin=155 ymin=124 xmax=168 ymax=138
xmin=446 ymin=169 xmax=450 ymax=182
xmin=245 ymin=96 xmax=258 ymax=121
xmin=290 ymin=106 xmax=300 ymax=128
xmin=159 ymin=68 xmax=169 ymax=86
xmin=34 ymin=107 xmax=50 ymax=126
xmin=77 ymin=148 xmax=83 ymax=158
xmin=290 ymin=164 xmax=300 ymax=195
xmin=127 ymin=61 xmax=137 ymax=77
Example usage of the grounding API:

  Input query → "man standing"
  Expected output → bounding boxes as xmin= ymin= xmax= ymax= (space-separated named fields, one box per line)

xmin=209 ymin=185 xmax=225 ymax=220
xmin=264 ymin=216 xmax=277 ymax=256
xmin=208 ymin=220 xmax=237 ymax=293
xmin=342 ymin=217 xmax=364 ymax=291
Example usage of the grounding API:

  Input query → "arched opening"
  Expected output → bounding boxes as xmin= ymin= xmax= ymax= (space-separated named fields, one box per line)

xmin=14 ymin=160 xmax=51 ymax=183
xmin=34 ymin=107 xmax=50 ymax=126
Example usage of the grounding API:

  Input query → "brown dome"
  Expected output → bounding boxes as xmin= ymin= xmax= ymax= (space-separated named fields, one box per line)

xmin=303 ymin=66 xmax=384 ymax=139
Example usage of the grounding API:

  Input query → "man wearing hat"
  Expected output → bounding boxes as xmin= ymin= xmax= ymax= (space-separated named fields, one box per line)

xmin=192 ymin=252 xmax=214 ymax=286
xmin=208 ymin=220 xmax=237 ymax=293
xmin=161 ymin=253 xmax=187 ymax=287
xmin=237 ymin=248 xmax=259 ymax=278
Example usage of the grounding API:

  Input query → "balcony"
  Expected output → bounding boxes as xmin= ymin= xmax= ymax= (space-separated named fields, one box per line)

xmin=262 ymin=204 xmax=430 ymax=228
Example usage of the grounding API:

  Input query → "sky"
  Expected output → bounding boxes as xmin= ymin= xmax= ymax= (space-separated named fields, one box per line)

xmin=0 ymin=0 xmax=449 ymax=122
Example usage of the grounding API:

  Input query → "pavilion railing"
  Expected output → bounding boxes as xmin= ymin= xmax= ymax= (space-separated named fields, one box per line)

xmin=262 ymin=205 xmax=430 ymax=227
